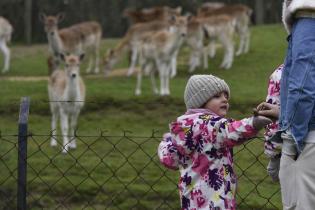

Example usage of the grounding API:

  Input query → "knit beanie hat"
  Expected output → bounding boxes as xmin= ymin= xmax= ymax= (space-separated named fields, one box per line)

xmin=184 ymin=74 xmax=230 ymax=109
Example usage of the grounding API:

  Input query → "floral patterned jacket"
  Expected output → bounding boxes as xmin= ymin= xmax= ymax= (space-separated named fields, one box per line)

xmin=158 ymin=109 xmax=258 ymax=210
xmin=264 ymin=64 xmax=283 ymax=158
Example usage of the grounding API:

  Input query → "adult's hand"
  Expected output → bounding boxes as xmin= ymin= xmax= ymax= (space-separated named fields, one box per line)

xmin=256 ymin=102 xmax=280 ymax=119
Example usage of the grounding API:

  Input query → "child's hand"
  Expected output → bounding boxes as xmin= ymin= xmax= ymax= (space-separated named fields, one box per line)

xmin=252 ymin=116 xmax=273 ymax=130
xmin=255 ymin=102 xmax=280 ymax=120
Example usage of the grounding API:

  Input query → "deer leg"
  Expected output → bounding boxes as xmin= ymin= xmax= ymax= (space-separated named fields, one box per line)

xmin=170 ymin=50 xmax=178 ymax=78
xmin=0 ymin=40 xmax=10 ymax=73
xmin=203 ymin=46 xmax=209 ymax=69
xmin=69 ymin=110 xmax=80 ymax=149
xmin=244 ymin=29 xmax=250 ymax=54
xmin=226 ymin=41 xmax=234 ymax=69
xmin=94 ymin=50 xmax=100 ymax=74
xmin=60 ymin=109 xmax=70 ymax=154
xmin=236 ymin=31 xmax=245 ymax=56
xmin=189 ymin=50 xmax=201 ymax=73
xmin=86 ymin=53 xmax=93 ymax=74
xmin=93 ymin=35 xmax=101 ymax=74
xmin=150 ymin=69 xmax=159 ymax=95
xmin=127 ymin=46 xmax=138 ymax=76
xmin=220 ymin=35 xmax=234 ymax=69
xmin=220 ymin=36 xmax=231 ymax=69
xmin=189 ymin=52 xmax=196 ymax=73
xmin=208 ymin=39 xmax=216 ymax=58
xmin=157 ymin=61 xmax=169 ymax=96
xmin=165 ymin=63 xmax=171 ymax=95
xmin=50 ymin=105 xmax=59 ymax=147
xmin=135 ymin=63 xmax=143 ymax=96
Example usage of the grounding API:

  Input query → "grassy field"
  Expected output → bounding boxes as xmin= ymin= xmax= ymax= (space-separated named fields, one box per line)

xmin=0 ymin=24 xmax=287 ymax=209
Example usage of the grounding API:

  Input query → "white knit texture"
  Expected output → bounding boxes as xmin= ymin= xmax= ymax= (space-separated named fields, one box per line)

xmin=282 ymin=0 xmax=315 ymax=33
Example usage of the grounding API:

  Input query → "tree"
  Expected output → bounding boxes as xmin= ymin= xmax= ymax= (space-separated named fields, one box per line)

xmin=24 ymin=0 xmax=32 ymax=44
xmin=255 ymin=0 xmax=264 ymax=24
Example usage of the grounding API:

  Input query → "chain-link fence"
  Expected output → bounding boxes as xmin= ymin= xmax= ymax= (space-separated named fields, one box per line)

xmin=0 ymin=133 xmax=282 ymax=209
xmin=0 ymin=98 xmax=282 ymax=210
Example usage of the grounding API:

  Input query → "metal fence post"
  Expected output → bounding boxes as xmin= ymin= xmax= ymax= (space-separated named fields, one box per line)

xmin=17 ymin=97 xmax=30 ymax=210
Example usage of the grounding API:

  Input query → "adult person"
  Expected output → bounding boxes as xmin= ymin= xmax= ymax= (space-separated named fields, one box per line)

xmin=258 ymin=1 xmax=315 ymax=208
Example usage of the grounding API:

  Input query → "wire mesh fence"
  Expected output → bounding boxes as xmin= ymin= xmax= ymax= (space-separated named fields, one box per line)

xmin=0 ymin=98 xmax=282 ymax=209
xmin=0 ymin=132 xmax=281 ymax=209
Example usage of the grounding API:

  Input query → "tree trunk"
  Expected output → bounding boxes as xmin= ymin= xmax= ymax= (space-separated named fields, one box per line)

xmin=24 ymin=0 xmax=32 ymax=44
xmin=255 ymin=0 xmax=264 ymax=24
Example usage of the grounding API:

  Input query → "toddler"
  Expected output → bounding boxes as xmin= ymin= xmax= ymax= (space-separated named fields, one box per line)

xmin=260 ymin=64 xmax=283 ymax=182
xmin=158 ymin=75 xmax=272 ymax=210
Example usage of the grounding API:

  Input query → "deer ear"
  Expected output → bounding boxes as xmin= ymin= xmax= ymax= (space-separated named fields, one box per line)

xmin=57 ymin=13 xmax=65 ymax=23
xmin=39 ymin=13 xmax=46 ymax=22
xmin=79 ymin=53 xmax=85 ymax=61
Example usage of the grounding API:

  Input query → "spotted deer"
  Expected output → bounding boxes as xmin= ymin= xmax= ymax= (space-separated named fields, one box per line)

xmin=48 ymin=53 xmax=85 ymax=154
xmin=0 ymin=17 xmax=13 ymax=73
xmin=39 ymin=13 xmax=102 ymax=74
xmin=135 ymin=15 xmax=188 ymax=96
xmin=197 ymin=4 xmax=252 ymax=57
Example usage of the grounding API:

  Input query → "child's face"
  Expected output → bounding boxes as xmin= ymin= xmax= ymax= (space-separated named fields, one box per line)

xmin=204 ymin=92 xmax=229 ymax=117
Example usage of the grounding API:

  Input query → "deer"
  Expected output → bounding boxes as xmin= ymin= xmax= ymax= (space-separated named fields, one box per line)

xmin=186 ymin=16 xmax=205 ymax=73
xmin=39 ymin=13 xmax=102 ymax=74
xmin=48 ymin=53 xmax=85 ymax=154
xmin=186 ymin=14 xmax=236 ymax=71
xmin=202 ymin=15 xmax=236 ymax=70
xmin=123 ymin=6 xmax=182 ymax=24
xmin=104 ymin=7 xmax=182 ymax=78
xmin=135 ymin=15 xmax=188 ymax=96
xmin=197 ymin=4 xmax=252 ymax=57
xmin=0 ymin=17 xmax=13 ymax=73
xmin=104 ymin=19 xmax=179 ymax=78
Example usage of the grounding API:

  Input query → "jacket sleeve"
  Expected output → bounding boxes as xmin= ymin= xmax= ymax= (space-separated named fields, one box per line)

xmin=264 ymin=65 xmax=283 ymax=158
xmin=212 ymin=117 xmax=258 ymax=148
xmin=158 ymin=133 xmax=179 ymax=170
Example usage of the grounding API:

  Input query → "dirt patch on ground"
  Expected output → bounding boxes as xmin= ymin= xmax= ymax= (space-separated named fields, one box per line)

xmin=0 ymin=68 xmax=140 ymax=81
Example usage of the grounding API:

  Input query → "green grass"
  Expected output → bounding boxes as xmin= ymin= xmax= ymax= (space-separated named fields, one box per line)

xmin=0 ymin=24 xmax=286 ymax=209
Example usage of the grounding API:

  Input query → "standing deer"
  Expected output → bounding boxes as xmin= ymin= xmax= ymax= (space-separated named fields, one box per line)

xmin=197 ymin=4 xmax=252 ymax=57
xmin=0 ymin=17 xmax=13 ymax=73
xmin=186 ymin=15 xmax=236 ymax=71
xmin=202 ymin=15 xmax=236 ymax=69
xmin=40 ymin=13 xmax=102 ymax=74
xmin=103 ymin=20 xmax=171 ymax=76
xmin=48 ymin=53 xmax=85 ymax=154
xmin=136 ymin=15 xmax=188 ymax=96
xmin=104 ymin=7 xmax=182 ymax=77
xmin=186 ymin=16 xmax=205 ymax=72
